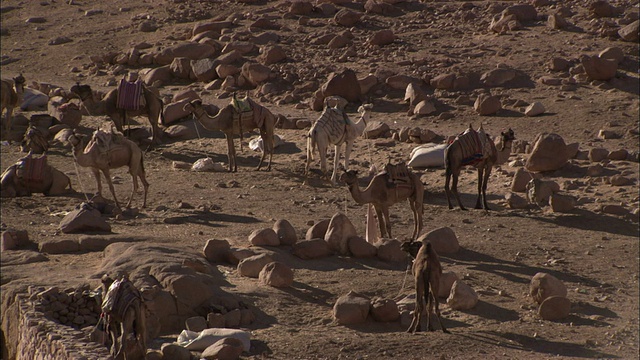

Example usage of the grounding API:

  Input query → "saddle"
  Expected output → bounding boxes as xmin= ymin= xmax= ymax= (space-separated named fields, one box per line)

xmin=15 ymin=153 xmax=48 ymax=184
xmin=450 ymin=127 xmax=484 ymax=166
xmin=116 ymin=78 xmax=146 ymax=111
xmin=381 ymin=161 xmax=414 ymax=191
xmin=102 ymin=277 xmax=142 ymax=321
xmin=84 ymin=128 xmax=125 ymax=155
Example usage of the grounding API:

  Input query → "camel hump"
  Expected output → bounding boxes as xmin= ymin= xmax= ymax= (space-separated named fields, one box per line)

xmin=231 ymin=93 xmax=252 ymax=113
xmin=116 ymin=77 xmax=145 ymax=110
xmin=101 ymin=277 xmax=141 ymax=318
xmin=15 ymin=153 xmax=48 ymax=183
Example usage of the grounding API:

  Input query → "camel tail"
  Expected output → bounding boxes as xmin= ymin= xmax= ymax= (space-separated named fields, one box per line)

xmin=444 ymin=145 xmax=452 ymax=178
xmin=307 ymin=130 xmax=316 ymax=161
xmin=159 ymin=98 xmax=166 ymax=126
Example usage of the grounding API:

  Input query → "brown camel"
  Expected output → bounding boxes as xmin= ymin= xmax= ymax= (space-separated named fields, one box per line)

xmin=444 ymin=126 xmax=515 ymax=210
xmin=68 ymin=129 xmax=149 ymax=210
xmin=1 ymin=153 xmax=72 ymax=198
xmin=401 ymin=240 xmax=449 ymax=334
xmin=340 ymin=166 xmax=424 ymax=240
xmin=101 ymin=274 xmax=147 ymax=360
xmin=21 ymin=124 xmax=49 ymax=154
xmin=70 ymin=83 xmax=164 ymax=146
xmin=182 ymin=98 xmax=276 ymax=172
xmin=1 ymin=74 xmax=26 ymax=134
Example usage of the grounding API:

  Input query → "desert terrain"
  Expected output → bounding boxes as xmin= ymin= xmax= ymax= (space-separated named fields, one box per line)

xmin=0 ymin=0 xmax=639 ymax=359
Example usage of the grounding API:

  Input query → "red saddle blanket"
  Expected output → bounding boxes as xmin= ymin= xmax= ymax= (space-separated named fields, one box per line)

xmin=117 ymin=79 xmax=144 ymax=111
xmin=16 ymin=154 xmax=47 ymax=183
xmin=451 ymin=129 xmax=483 ymax=166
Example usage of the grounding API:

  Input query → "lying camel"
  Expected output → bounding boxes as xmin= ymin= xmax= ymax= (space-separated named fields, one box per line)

xmin=1 ymin=74 xmax=26 ymax=134
xmin=444 ymin=125 xmax=515 ymax=210
xmin=68 ymin=129 xmax=149 ymax=209
xmin=401 ymin=240 xmax=449 ymax=334
xmin=340 ymin=164 xmax=424 ymax=240
xmin=70 ymin=83 xmax=164 ymax=146
xmin=101 ymin=274 xmax=147 ymax=360
xmin=1 ymin=154 xmax=72 ymax=198
xmin=183 ymin=97 xmax=276 ymax=172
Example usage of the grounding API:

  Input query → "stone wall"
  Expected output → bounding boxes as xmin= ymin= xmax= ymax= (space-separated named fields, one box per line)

xmin=2 ymin=288 xmax=110 ymax=360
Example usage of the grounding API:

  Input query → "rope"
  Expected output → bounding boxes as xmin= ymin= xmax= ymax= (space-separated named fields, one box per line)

xmin=72 ymin=147 xmax=91 ymax=203
xmin=396 ymin=256 xmax=413 ymax=298
xmin=191 ymin=113 xmax=214 ymax=162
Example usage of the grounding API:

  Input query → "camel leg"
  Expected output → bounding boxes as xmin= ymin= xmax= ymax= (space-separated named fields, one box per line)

xmin=444 ymin=172 xmax=454 ymax=209
xmin=382 ymin=206 xmax=392 ymax=239
xmin=481 ymin=166 xmax=492 ymax=211
xmin=101 ymin=169 xmax=121 ymax=209
xmin=474 ymin=168 xmax=484 ymax=209
xmin=330 ymin=144 xmax=342 ymax=184
xmin=91 ymin=168 xmax=103 ymax=196
xmin=256 ymin=130 xmax=269 ymax=171
xmin=343 ymin=141 xmax=352 ymax=173
xmin=318 ymin=145 xmax=328 ymax=180
xmin=409 ymin=200 xmax=419 ymax=240
xmin=451 ymin=172 xmax=466 ymax=211
xmin=374 ymin=205 xmax=387 ymax=238
xmin=225 ymin=134 xmax=237 ymax=172
xmin=432 ymin=293 xmax=449 ymax=333
xmin=408 ymin=275 xmax=424 ymax=333
xmin=4 ymin=107 xmax=13 ymax=133
xmin=139 ymin=172 xmax=149 ymax=208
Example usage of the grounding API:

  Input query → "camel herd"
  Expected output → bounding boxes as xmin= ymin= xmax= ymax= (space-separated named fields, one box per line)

xmin=1 ymin=76 xmax=520 ymax=356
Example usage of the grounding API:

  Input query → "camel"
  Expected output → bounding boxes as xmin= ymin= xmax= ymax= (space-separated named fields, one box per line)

xmin=444 ymin=125 xmax=515 ymax=210
xmin=68 ymin=129 xmax=149 ymax=210
xmin=21 ymin=124 xmax=49 ymax=154
xmin=182 ymin=97 xmax=277 ymax=172
xmin=1 ymin=74 xmax=26 ymax=134
xmin=69 ymin=83 xmax=164 ymax=146
xmin=401 ymin=240 xmax=449 ymax=334
xmin=101 ymin=274 xmax=147 ymax=360
xmin=340 ymin=164 xmax=424 ymax=240
xmin=1 ymin=153 xmax=72 ymax=198
xmin=305 ymin=100 xmax=373 ymax=184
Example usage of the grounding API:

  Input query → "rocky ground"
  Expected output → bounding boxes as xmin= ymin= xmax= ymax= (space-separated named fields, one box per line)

xmin=1 ymin=0 xmax=639 ymax=359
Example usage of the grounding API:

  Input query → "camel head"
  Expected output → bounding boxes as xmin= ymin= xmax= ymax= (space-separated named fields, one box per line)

xmin=498 ymin=128 xmax=516 ymax=151
xmin=13 ymin=74 xmax=26 ymax=92
xmin=182 ymin=99 xmax=200 ymax=114
xmin=66 ymin=132 xmax=85 ymax=148
xmin=324 ymin=96 xmax=348 ymax=111
xmin=70 ymin=83 xmax=93 ymax=101
xmin=339 ymin=169 xmax=358 ymax=185
xmin=400 ymin=240 xmax=423 ymax=259
xmin=357 ymin=103 xmax=373 ymax=123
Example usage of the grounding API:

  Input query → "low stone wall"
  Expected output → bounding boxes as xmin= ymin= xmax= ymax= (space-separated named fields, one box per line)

xmin=2 ymin=287 xmax=110 ymax=360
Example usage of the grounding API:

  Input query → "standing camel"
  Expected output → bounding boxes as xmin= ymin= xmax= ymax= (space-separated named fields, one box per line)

xmin=305 ymin=100 xmax=373 ymax=184
xmin=1 ymin=74 xmax=26 ymax=134
xmin=70 ymin=83 xmax=164 ymax=146
xmin=400 ymin=241 xmax=449 ymax=334
xmin=444 ymin=125 xmax=515 ymax=210
xmin=182 ymin=98 xmax=276 ymax=172
xmin=68 ymin=129 xmax=149 ymax=209
xmin=340 ymin=165 xmax=424 ymax=240
xmin=101 ymin=274 xmax=147 ymax=360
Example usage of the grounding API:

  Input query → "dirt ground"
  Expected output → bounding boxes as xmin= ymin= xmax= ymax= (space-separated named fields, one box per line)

xmin=1 ymin=0 xmax=639 ymax=359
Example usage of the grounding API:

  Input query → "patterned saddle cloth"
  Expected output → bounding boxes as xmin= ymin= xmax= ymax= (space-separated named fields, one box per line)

xmin=381 ymin=161 xmax=413 ymax=190
xmin=117 ymin=79 xmax=146 ymax=111
xmin=102 ymin=278 xmax=141 ymax=320
xmin=450 ymin=128 xmax=484 ymax=166
xmin=15 ymin=153 xmax=48 ymax=184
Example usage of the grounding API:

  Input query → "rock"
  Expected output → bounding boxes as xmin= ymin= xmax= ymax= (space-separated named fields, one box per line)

xmin=526 ymin=178 xmax=560 ymax=206
xmin=525 ymin=133 xmax=569 ymax=172
xmin=386 ymin=74 xmax=420 ymax=91
xmin=237 ymin=253 xmax=274 ymax=278
xmin=524 ymin=102 xmax=545 ymax=116
xmin=249 ymin=228 xmax=280 ymax=246
xmin=565 ymin=142 xmax=580 ymax=159
xmin=163 ymin=99 xmax=195 ymax=125
xmin=321 ymin=69 xmax=361 ymax=103
xmin=259 ymin=261 xmax=294 ymax=288
xmin=207 ymin=313 xmax=225 ymax=328
xmin=439 ymin=272 xmax=459 ymax=298
xmin=348 ymin=236 xmax=377 ymax=258
xmin=586 ymin=164 xmax=604 ymax=177
xmin=292 ymin=239 xmax=333 ymax=259
xmin=38 ymin=239 xmax=79 ymax=254
xmin=538 ymin=296 xmax=571 ymax=321
xmin=1 ymin=229 xmax=29 ymax=250
xmin=142 ymin=65 xmax=173 ymax=86
xmin=599 ymin=47 xmax=625 ymax=64
xmin=598 ymin=129 xmax=620 ymax=139
xmin=334 ymin=9 xmax=362 ymax=27
xmin=609 ymin=175 xmax=632 ymax=186
xmin=289 ymin=1 xmax=314 ymax=15
xmin=600 ymin=204 xmax=629 ymax=216
xmin=161 ymin=343 xmax=192 ymax=360
xmin=414 ymin=100 xmax=436 ymax=115
xmin=580 ymin=55 xmax=617 ymax=81
xmin=59 ymin=204 xmax=111 ymax=234
xmin=358 ymin=74 xmax=378 ymax=94
xmin=474 ymin=94 xmax=501 ymax=115
xmin=241 ymin=62 xmax=271 ymax=87
xmin=154 ymin=42 xmax=218 ymax=65
xmin=259 ymin=45 xmax=287 ymax=65
xmin=404 ymin=83 xmax=428 ymax=107
xmin=324 ymin=213 xmax=357 ymax=255
xmin=376 ymin=239 xmax=406 ymax=263
xmin=618 ymin=20 xmax=639 ymax=42
xmin=369 ymin=29 xmax=395 ymax=46
xmin=203 ymin=239 xmax=231 ymax=263
xmin=306 ymin=219 xmax=330 ymax=240
xmin=480 ymin=68 xmax=517 ymax=87
xmin=550 ymin=193 xmax=576 ymax=213
xmin=589 ymin=148 xmax=610 ymax=162
xmin=185 ymin=316 xmax=208 ymax=332
xmin=502 ymin=4 xmax=537 ymax=22
xmin=530 ymin=272 xmax=567 ymax=304
xmin=191 ymin=58 xmax=220 ymax=83
xmin=447 ymin=280 xmax=478 ymax=310
xmin=511 ymin=168 xmax=536 ymax=192
xmin=549 ymin=57 xmax=571 ymax=71
xmin=216 ymin=64 xmax=240 ymax=79
xmin=363 ymin=121 xmax=390 ymax=139
xmin=607 ymin=149 xmax=628 ymax=160
xmin=201 ymin=337 xmax=244 ymax=360
xmin=430 ymin=73 xmax=456 ymax=89
xmin=273 ymin=219 xmax=297 ymax=246
xmin=547 ymin=13 xmax=570 ymax=29
xmin=417 ymin=227 xmax=459 ymax=254
xmin=505 ymin=192 xmax=530 ymax=209
xmin=333 ymin=291 xmax=370 ymax=325
xmin=370 ymin=297 xmax=399 ymax=322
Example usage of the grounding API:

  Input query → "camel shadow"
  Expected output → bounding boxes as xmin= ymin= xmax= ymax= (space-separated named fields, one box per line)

xmin=161 ymin=210 xmax=260 ymax=227
xmin=512 ymin=209 xmax=638 ymax=237
xmin=460 ymin=300 xmax=520 ymax=322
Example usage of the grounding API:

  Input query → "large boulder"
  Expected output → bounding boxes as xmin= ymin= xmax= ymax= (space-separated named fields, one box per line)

xmin=201 ymin=337 xmax=244 ymax=360
xmin=154 ymin=42 xmax=218 ymax=65
xmin=525 ymin=133 xmax=569 ymax=172
xmin=324 ymin=213 xmax=357 ymax=255
xmin=249 ymin=228 xmax=280 ymax=246
xmin=259 ymin=262 xmax=294 ymax=288
xmin=348 ymin=236 xmax=377 ymax=258
xmin=580 ymin=55 xmax=617 ymax=81
xmin=59 ymin=203 xmax=111 ymax=234
xmin=447 ymin=280 xmax=478 ymax=310
xmin=538 ymin=296 xmax=571 ymax=321
xmin=376 ymin=239 xmax=406 ymax=263
xmin=530 ymin=272 xmax=567 ymax=305
xmin=292 ymin=239 xmax=332 ymax=259
xmin=332 ymin=291 xmax=370 ymax=325
xmin=203 ymin=239 xmax=231 ymax=264
xmin=370 ymin=297 xmax=399 ymax=322
xmin=237 ymin=253 xmax=274 ymax=278
xmin=618 ymin=20 xmax=639 ymax=42
xmin=474 ymin=94 xmax=501 ymax=115
xmin=273 ymin=219 xmax=297 ymax=246
xmin=416 ymin=227 xmax=460 ymax=254
xmin=321 ymin=69 xmax=361 ymax=103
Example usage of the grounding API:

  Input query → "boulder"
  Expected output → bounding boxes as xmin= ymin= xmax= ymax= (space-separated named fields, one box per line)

xmin=241 ymin=62 xmax=271 ymax=87
xmin=618 ymin=20 xmax=639 ymax=42
xmin=416 ymin=227 xmax=459 ymax=254
xmin=550 ymin=193 xmax=576 ymax=213
xmin=348 ymin=236 xmax=377 ymax=258
xmin=439 ymin=272 xmax=459 ymax=298
xmin=386 ymin=75 xmax=420 ymax=91
xmin=334 ymin=9 xmax=362 ymax=27
xmin=480 ymin=68 xmax=517 ymax=87
xmin=598 ymin=47 xmax=625 ymax=64
xmin=185 ymin=316 xmax=208 ymax=332
xmin=414 ymin=100 xmax=436 ymax=116
xmin=609 ymin=175 xmax=633 ymax=186
xmin=369 ymin=29 xmax=395 ymax=46
xmin=530 ymin=272 xmax=567 ymax=304
xmin=161 ymin=343 xmax=191 ymax=360
xmin=511 ymin=168 xmax=537 ymax=192
xmin=163 ymin=99 xmax=195 ymax=125
xmin=526 ymin=178 xmax=560 ymax=206
xmin=292 ymin=239 xmax=333 ymax=259
xmin=580 ymin=55 xmax=617 ymax=81
xmin=201 ymin=337 xmax=244 ymax=360
xmin=59 ymin=203 xmax=111 ymax=234
xmin=203 ymin=239 xmax=231 ymax=263
xmin=259 ymin=45 xmax=287 ymax=65
xmin=607 ymin=149 xmax=628 ymax=161
xmin=169 ymin=57 xmax=193 ymax=79
xmin=447 ymin=280 xmax=478 ymax=310
xmin=525 ymin=133 xmax=568 ymax=172
xmin=191 ymin=58 xmax=220 ymax=83
xmin=502 ymin=4 xmax=537 ymax=22
xmin=376 ymin=239 xmax=406 ymax=263
xmin=538 ymin=296 xmax=571 ymax=321
xmin=324 ymin=213 xmax=357 ymax=255
xmin=600 ymin=204 xmax=629 ymax=216
xmin=370 ymin=297 xmax=400 ymax=322
xmin=404 ymin=83 xmax=428 ymax=107
xmin=273 ymin=219 xmax=297 ymax=246
xmin=249 ymin=228 xmax=280 ymax=246
xmin=143 ymin=65 xmax=173 ymax=86
xmin=237 ymin=253 xmax=274 ymax=278
xmin=154 ymin=42 xmax=217 ymax=65
xmin=1 ymin=229 xmax=29 ymax=251
xmin=305 ymin=219 xmax=330 ymax=240
xmin=524 ymin=102 xmax=545 ymax=116
xmin=321 ymin=69 xmax=361 ymax=103
xmin=473 ymin=94 xmax=501 ymax=115
xmin=589 ymin=148 xmax=610 ymax=162
xmin=289 ymin=1 xmax=314 ymax=15
xmin=430 ymin=73 xmax=456 ymax=90
xmin=363 ymin=121 xmax=390 ymax=139
xmin=39 ymin=239 xmax=80 ymax=254
xmin=259 ymin=261 xmax=294 ymax=288
xmin=333 ymin=291 xmax=370 ymax=325
xmin=505 ymin=192 xmax=530 ymax=209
